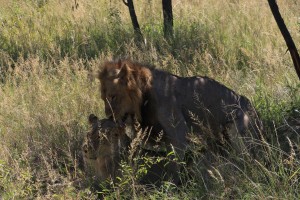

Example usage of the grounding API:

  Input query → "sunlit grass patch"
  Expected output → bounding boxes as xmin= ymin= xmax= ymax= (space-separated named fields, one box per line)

xmin=0 ymin=0 xmax=299 ymax=198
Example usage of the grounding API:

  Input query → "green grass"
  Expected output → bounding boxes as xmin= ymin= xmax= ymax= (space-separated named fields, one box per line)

xmin=0 ymin=0 xmax=300 ymax=199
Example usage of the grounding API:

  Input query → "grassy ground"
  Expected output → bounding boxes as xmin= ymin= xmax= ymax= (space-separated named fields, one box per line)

xmin=0 ymin=0 xmax=299 ymax=199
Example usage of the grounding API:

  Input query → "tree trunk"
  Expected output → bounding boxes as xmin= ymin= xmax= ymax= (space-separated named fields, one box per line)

xmin=162 ymin=0 xmax=173 ymax=39
xmin=268 ymin=0 xmax=300 ymax=80
xmin=123 ymin=0 xmax=143 ymax=41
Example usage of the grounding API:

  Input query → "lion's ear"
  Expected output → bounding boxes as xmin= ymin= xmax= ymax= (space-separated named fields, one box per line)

xmin=117 ymin=63 xmax=130 ymax=84
xmin=117 ymin=59 xmax=122 ymax=68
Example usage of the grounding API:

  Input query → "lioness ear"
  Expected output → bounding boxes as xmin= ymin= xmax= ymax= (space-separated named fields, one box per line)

xmin=88 ymin=114 xmax=98 ymax=124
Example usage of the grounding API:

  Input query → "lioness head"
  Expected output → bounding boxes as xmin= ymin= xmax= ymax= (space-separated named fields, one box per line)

xmin=82 ymin=114 xmax=131 ymax=181
xmin=82 ymin=114 xmax=119 ymax=159
xmin=82 ymin=114 xmax=171 ymax=185
xmin=98 ymin=59 xmax=152 ymax=121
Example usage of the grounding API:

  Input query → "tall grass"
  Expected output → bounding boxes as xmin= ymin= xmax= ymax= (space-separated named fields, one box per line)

xmin=0 ymin=0 xmax=299 ymax=199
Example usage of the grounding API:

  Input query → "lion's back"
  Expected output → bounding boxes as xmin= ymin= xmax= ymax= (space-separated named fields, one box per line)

xmin=150 ymin=70 xmax=260 ymax=134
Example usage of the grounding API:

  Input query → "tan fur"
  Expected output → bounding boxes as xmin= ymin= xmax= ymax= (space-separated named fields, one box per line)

xmin=98 ymin=59 xmax=152 ymax=121
xmin=82 ymin=114 xmax=168 ymax=183
xmin=98 ymin=59 xmax=264 ymax=169
xmin=82 ymin=114 xmax=130 ymax=181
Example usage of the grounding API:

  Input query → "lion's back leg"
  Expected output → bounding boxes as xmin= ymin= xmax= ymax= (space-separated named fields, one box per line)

xmin=225 ymin=114 xmax=249 ymax=155
xmin=226 ymin=108 xmax=264 ymax=158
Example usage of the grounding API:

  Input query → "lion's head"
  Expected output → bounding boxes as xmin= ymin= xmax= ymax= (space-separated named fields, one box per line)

xmin=98 ymin=59 xmax=152 ymax=121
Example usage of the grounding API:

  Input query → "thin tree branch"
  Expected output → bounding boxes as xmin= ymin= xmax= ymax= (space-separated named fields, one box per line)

xmin=268 ymin=0 xmax=300 ymax=80
xmin=122 ymin=0 xmax=128 ymax=7
xmin=123 ymin=0 xmax=143 ymax=41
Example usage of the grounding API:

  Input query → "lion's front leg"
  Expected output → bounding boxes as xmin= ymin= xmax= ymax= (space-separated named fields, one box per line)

xmin=157 ymin=107 xmax=189 ymax=184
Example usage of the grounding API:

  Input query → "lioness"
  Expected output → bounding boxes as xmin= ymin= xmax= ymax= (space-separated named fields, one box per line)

xmin=98 ymin=59 xmax=263 ymax=182
xmin=82 ymin=114 xmax=168 ymax=184
xmin=82 ymin=114 xmax=130 ymax=182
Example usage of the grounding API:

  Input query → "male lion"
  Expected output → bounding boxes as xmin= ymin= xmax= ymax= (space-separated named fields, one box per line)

xmin=98 ymin=59 xmax=263 ymax=182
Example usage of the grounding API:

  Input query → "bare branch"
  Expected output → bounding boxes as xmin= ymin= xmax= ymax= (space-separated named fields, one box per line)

xmin=122 ymin=0 xmax=128 ymax=7
xmin=268 ymin=0 xmax=300 ymax=80
xmin=123 ymin=0 xmax=144 ymax=41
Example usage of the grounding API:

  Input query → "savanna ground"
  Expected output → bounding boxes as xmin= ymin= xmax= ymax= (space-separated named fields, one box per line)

xmin=0 ymin=0 xmax=299 ymax=199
